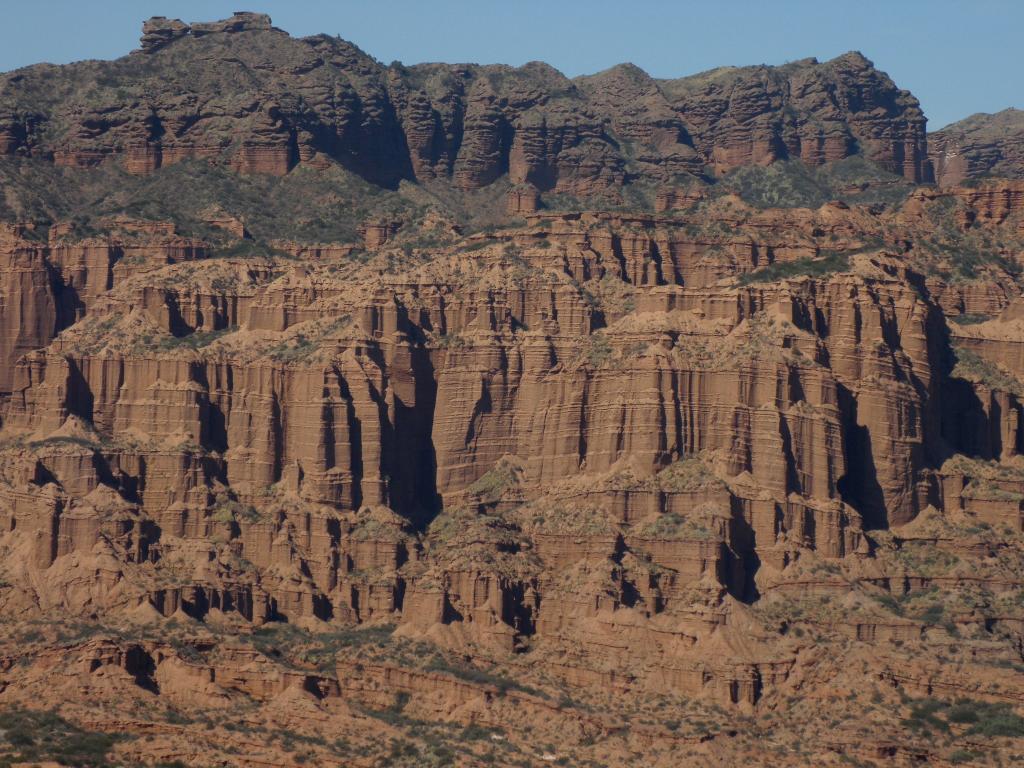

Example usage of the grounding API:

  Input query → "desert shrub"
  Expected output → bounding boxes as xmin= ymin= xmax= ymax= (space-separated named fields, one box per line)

xmin=721 ymin=160 xmax=829 ymax=208
xmin=656 ymin=457 xmax=721 ymax=491
xmin=719 ymin=156 xmax=912 ymax=209
xmin=459 ymin=723 xmax=501 ymax=741
xmin=952 ymin=347 xmax=1024 ymax=395
xmin=951 ymin=313 xmax=992 ymax=325
xmin=249 ymin=622 xmax=396 ymax=671
xmin=738 ymin=252 xmax=850 ymax=285
xmin=965 ymin=703 xmax=1024 ymax=737
xmin=467 ymin=458 xmax=521 ymax=502
xmin=27 ymin=435 xmax=103 ymax=451
xmin=0 ymin=707 xmax=120 ymax=767
xmin=946 ymin=702 xmax=983 ymax=724
xmin=585 ymin=333 xmax=613 ymax=367
xmin=157 ymin=327 xmax=233 ymax=351
xmin=434 ymin=333 xmax=467 ymax=349
xmin=267 ymin=333 xmax=315 ymax=362
xmin=636 ymin=512 xmax=716 ymax=541
xmin=904 ymin=699 xmax=950 ymax=733
xmin=899 ymin=698 xmax=1024 ymax=739
xmin=948 ymin=750 xmax=980 ymax=765
xmin=917 ymin=603 xmax=945 ymax=625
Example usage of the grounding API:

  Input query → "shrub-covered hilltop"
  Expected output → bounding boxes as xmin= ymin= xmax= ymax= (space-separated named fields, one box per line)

xmin=2 ymin=11 xmax=1024 ymax=768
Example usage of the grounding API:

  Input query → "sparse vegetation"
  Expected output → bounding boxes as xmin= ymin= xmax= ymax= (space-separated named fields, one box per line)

xmin=635 ymin=512 xmax=718 ymax=541
xmin=584 ymin=333 xmax=613 ymax=368
xmin=157 ymin=327 xmax=234 ymax=351
xmin=951 ymin=313 xmax=992 ymax=325
xmin=0 ymin=707 xmax=121 ymax=767
xmin=656 ymin=457 xmax=723 ymax=492
xmin=902 ymin=697 xmax=1024 ymax=738
xmin=467 ymin=458 xmax=522 ymax=503
xmin=249 ymin=623 xmax=398 ymax=672
xmin=952 ymin=346 xmax=1024 ymax=395
xmin=425 ymin=654 xmax=546 ymax=698
xmin=720 ymin=156 xmax=913 ymax=209
xmin=738 ymin=252 xmax=850 ymax=285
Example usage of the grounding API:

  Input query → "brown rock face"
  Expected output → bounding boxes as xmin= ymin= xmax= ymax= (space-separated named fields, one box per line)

xmin=0 ymin=18 xmax=933 ymax=195
xmin=654 ymin=185 xmax=706 ymax=212
xmin=359 ymin=219 xmax=401 ymax=249
xmin=954 ymin=179 xmax=1024 ymax=227
xmin=930 ymin=108 xmax=1024 ymax=186
xmin=0 ymin=219 xmax=207 ymax=394
xmin=2 ymin=11 xmax=1024 ymax=768
xmin=659 ymin=52 xmax=932 ymax=181
xmin=139 ymin=17 xmax=189 ymax=53
xmin=506 ymin=184 xmax=541 ymax=215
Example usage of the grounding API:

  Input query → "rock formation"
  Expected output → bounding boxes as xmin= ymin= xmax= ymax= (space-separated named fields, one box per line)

xmin=0 ymin=16 xmax=936 ymax=197
xmin=0 ymin=11 xmax=1023 ymax=768
xmin=930 ymin=108 xmax=1024 ymax=186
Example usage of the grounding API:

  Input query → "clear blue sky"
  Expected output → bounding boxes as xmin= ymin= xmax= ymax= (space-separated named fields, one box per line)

xmin=1 ymin=0 xmax=1020 ymax=130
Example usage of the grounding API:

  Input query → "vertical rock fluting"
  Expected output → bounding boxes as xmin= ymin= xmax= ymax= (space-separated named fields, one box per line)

xmin=0 ymin=225 xmax=57 ymax=394
xmin=0 ymin=221 xmax=208 ymax=394
xmin=0 ymin=232 xmax=933 ymax=644
xmin=8 ymin=19 xmax=1024 ymax=746
xmin=6 ymin=182 xmax=1016 ymax=657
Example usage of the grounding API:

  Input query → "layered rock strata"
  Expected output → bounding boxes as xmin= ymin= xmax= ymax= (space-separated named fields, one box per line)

xmin=0 ymin=12 xmax=1023 ymax=767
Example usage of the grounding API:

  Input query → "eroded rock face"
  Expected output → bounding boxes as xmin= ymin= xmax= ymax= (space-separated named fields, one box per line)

xmin=1 ymin=184 xmax=1022 ymax=636
xmin=930 ymin=108 xmax=1024 ymax=186
xmin=0 ymin=220 xmax=207 ymax=394
xmin=139 ymin=17 xmax=189 ymax=53
xmin=660 ymin=52 xmax=932 ymax=181
xmin=0 ymin=189 xmax=1016 ymax=643
xmin=2 ymin=12 xmax=1024 ymax=768
xmin=0 ymin=17 xmax=934 ymax=193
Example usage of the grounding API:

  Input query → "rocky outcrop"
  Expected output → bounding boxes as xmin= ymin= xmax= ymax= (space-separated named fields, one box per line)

xmin=507 ymin=184 xmax=541 ymax=215
xmin=954 ymin=178 xmax=1024 ymax=227
xmin=0 ymin=208 xmax=954 ymax=641
xmin=930 ymin=108 xmax=1024 ymax=186
xmin=0 ymin=219 xmax=208 ymax=394
xmin=659 ymin=52 xmax=932 ymax=181
xmin=139 ymin=17 xmax=189 ymax=53
xmin=0 ymin=15 xmax=933 ymax=195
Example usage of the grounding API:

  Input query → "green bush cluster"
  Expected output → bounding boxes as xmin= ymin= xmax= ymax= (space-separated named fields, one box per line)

xmin=720 ymin=156 xmax=913 ymax=209
xmin=0 ymin=707 xmax=120 ymax=767
xmin=156 ymin=327 xmax=233 ymax=351
xmin=467 ymin=459 xmax=521 ymax=503
xmin=952 ymin=346 xmax=1024 ymax=396
xmin=249 ymin=622 xmax=396 ymax=672
xmin=902 ymin=697 xmax=1024 ymax=738
xmin=738 ymin=252 xmax=850 ymax=285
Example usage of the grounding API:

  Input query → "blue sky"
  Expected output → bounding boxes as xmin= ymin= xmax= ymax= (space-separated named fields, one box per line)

xmin=1 ymin=0 xmax=1020 ymax=129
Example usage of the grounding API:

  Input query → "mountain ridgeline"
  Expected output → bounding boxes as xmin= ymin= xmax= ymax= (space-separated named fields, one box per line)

xmin=0 ymin=11 xmax=936 ymax=199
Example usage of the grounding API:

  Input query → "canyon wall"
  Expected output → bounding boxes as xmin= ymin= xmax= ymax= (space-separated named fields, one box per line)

xmin=1 ymin=13 xmax=1024 ymax=767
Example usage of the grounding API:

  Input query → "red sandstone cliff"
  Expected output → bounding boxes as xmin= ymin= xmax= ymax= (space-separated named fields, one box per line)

xmin=0 ymin=12 xmax=1022 ymax=768
xmin=930 ymin=108 xmax=1024 ymax=187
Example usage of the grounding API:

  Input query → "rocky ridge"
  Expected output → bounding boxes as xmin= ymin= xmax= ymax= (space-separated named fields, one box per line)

xmin=930 ymin=109 xmax=1024 ymax=187
xmin=0 ymin=12 xmax=934 ymax=200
